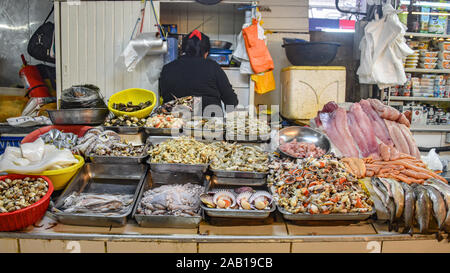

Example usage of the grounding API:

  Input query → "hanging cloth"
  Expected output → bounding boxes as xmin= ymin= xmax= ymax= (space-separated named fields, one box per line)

xmin=242 ymin=19 xmax=274 ymax=74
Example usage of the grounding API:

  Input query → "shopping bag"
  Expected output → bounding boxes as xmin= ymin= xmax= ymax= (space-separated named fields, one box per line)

xmin=242 ymin=19 xmax=274 ymax=74
xmin=251 ymin=70 xmax=276 ymax=94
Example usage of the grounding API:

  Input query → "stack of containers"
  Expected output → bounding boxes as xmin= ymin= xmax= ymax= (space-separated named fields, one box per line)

xmin=420 ymin=75 xmax=435 ymax=97
xmin=411 ymin=76 xmax=420 ymax=96
xmin=419 ymin=49 xmax=438 ymax=69
xmin=434 ymin=75 xmax=447 ymax=98
xmin=446 ymin=75 xmax=450 ymax=98
xmin=404 ymin=49 xmax=420 ymax=69
xmin=438 ymin=41 xmax=450 ymax=70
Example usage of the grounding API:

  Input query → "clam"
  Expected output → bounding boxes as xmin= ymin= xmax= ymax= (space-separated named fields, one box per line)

xmin=213 ymin=190 xmax=236 ymax=209
xmin=249 ymin=191 xmax=273 ymax=210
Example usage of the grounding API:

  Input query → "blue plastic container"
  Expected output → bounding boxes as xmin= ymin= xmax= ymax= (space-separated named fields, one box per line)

xmin=208 ymin=49 xmax=233 ymax=66
xmin=0 ymin=136 xmax=24 ymax=155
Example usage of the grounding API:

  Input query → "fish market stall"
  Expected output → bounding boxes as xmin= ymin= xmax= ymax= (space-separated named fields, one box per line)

xmin=1 ymin=93 xmax=450 ymax=254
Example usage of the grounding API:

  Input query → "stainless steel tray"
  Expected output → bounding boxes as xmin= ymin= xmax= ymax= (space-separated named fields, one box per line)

xmin=148 ymin=161 xmax=208 ymax=173
xmin=277 ymin=206 xmax=374 ymax=221
xmin=201 ymin=181 xmax=274 ymax=219
xmin=210 ymin=169 xmax=267 ymax=179
xmin=144 ymin=127 xmax=182 ymax=136
xmin=225 ymin=133 xmax=271 ymax=143
xmin=88 ymin=143 xmax=150 ymax=164
xmin=182 ymin=128 xmax=225 ymax=140
xmin=132 ymin=173 xmax=204 ymax=228
xmin=150 ymin=170 xmax=205 ymax=184
xmin=52 ymin=163 xmax=148 ymax=227
xmin=102 ymin=125 xmax=142 ymax=134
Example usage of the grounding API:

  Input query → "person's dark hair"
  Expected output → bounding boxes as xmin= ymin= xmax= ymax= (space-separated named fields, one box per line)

xmin=182 ymin=30 xmax=210 ymax=57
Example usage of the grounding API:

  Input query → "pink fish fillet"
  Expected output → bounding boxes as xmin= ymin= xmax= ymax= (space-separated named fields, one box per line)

xmin=384 ymin=120 xmax=410 ymax=155
xmin=359 ymin=99 xmax=393 ymax=146
xmin=320 ymin=112 xmax=354 ymax=157
xmin=347 ymin=111 xmax=370 ymax=157
xmin=397 ymin=123 xmax=420 ymax=158
xmin=332 ymin=108 xmax=359 ymax=157
xmin=368 ymin=98 xmax=410 ymax=127
xmin=350 ymin=103 xmax=379 ymax=156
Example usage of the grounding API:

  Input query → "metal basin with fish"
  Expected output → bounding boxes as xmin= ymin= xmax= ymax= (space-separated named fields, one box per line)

xmin=51 ymin=163 xmax=148 ymax=227
xmin=277 ymin=126 xmax=331 ymax=159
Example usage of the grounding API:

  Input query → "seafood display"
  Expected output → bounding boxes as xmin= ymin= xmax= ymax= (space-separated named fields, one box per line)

xmin=40 ymin=129 xmax=79 ymax=151
xmin=225 ymin=117 xmax=271 ymax=136
xmin=363 ymin=145 xmax=447 ymax=184
xmin=363 ymin=177 xmax=450 ymax=235
xmin=112 ymin=101 xmax=152 ymax=112
xmin=74 ymin=128 xmax=121 ymax=156
xmin=60 ymin=193 xmax=134 ymax=214
xmin=0 ymin=177 xmax=48 ymax=213
xmin=341 ymin=158 xmax=366 ymax=179
xmin=279 ymin=139 xmax=326 ymax=159
xmin=136 ymin=183 xmax=204 ymax=216
xmin=0 ymin=138 xmax=79 ymax=173
xmin=148 ymin=137 xmax=216 ymax=164
xmin=103 ymin=115 xmax=147 ymax=127
xmin=184 ymin=118 xmax=224 ymax=131
xmin=314 ymin=99 xmax=419 ymax=159
xmin=209 ymin=142 xmax=269 ymax=172
xmin=92 ymin=142 xmax=146 ymax=157
xmin=268 ymin=155 xmax=373 ymax=214
xmin=154 ymin=96 xmax=195 ymax=115
xmin=200 ymin=187 xmax=272 ymax=210
xmin=145 ymin=114 xmax=184 ymax=129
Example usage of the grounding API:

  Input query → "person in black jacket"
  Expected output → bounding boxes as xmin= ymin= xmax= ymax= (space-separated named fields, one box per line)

xmin=159 ymin=30 xmax=239 ymax=115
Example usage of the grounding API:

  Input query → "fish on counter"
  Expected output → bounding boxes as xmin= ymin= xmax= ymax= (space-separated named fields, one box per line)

xmin=400 ymin=182 xmax=415 ymax=234
xmin=414 ymin=185 xmax=432 ymax=234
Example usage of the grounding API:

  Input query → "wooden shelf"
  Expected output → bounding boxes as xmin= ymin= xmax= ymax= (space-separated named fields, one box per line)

xmin=405 ymin=32 xmax=450 ymax=39
xmin=405 ymin=68 xmax=450 ymax=74
xmin=389 ymin=96 xmax=450 ymax=102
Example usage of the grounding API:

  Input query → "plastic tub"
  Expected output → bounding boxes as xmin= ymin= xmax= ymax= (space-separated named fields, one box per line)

xmin=420 ymin=57 xmax=438 ymax=63
xmin=282 ymin=40 xmax=340 ymax=66
xmin=420 ymin=51 xmax=439 ymax=58
xmin=438 ymin=60 xmax=450 ymax=69
xmin=21 ymin=125 xmax=92 ymax=144
xmin=419 ymin=62 xmax=437 ymax=69
xmin=439 ymin=51 xmax=450 ymax=61
xmin=439 ymin=42 xmax=450 ymax=52
xmin=0 ymin=174 xmax=54 ymax=231
xmin=10 ymin=155 xmax=85 ymax=191
xmin=108 ymin=88 xmax=156 ymax=119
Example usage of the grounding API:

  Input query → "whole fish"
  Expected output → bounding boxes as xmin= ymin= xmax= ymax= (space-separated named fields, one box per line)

xmin=381 ymin=178 xmax=404 ymax=219
xmin=425 ymin=178 xmax=450 ymax=230
xmin=400 ymin=182 xmax=415 ymax=235
xmin=414 ymin=185 xmax=432 ymax=234
xmin=425 ymin=185 xmax=447 ymax=231
xmin=372 ymin=178 xmax=396 ymax=229
xmin=360 ymin=178 xmax=389 ymax=220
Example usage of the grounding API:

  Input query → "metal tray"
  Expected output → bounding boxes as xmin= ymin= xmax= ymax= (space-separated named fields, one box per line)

xmin=88 ymin=143 xmax=150 ymax=164
xmin=132 ymin=174 xmax=204 ymax=228
xmin=148 ymin=161 xmax=208 ymax=174
xmin=144 ymin=127 xmax=182 ymax=136
xmin=102 ymin=125 xmax=142 ymax=134
xmin=201 ymin=181 xmax=275 ymax=219
xmin=225 ymin=133 xmax=271 ymax=143
xmin=210 ymin=169 xmax=267 ymax=179
xmin=150 ymin=170 xmax=205 ymax=184
xmin=277 ymin=206 xmax=374 ymax=221
xmin=182 ymin=128 xmax=225 ymax=140
xmin=52 ymin=163 xmax=148 ymax=227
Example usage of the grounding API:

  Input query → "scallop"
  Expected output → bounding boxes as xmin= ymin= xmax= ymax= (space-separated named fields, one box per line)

xmin=213 ymin=190 xmax=236 ymax=209
xmin=236 ymin=191 xmax=253 ymax=210
xmin=200 ymin=193 xmax=215 ymax=208
xmin=234 ymin=186 xmax=254 ymax=194
xmin=249 ymin=191 xmax=273 ymax=210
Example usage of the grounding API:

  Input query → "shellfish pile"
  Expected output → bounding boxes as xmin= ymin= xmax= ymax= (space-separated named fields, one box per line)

xmin=145 ymin=114 xmax=184 ymax=129
xmin=209 ymin=142 xmax=269 ymax=172
xmin=92 ymin=142 xmax=146 ymax=157
xmin=103 ymin=115 xmax=147 ymax=127
xmin=154 ymin=96 xmax=195 ymax=115
xmin=136 ymin=183 xmax=204 ymax=216
xmin=148 ymin=136 xmax=216 ymax=164
xmin=112 ymin=101 xmax=152 ymax=112
xmin=200 ymin=187 xmax=272 ymax=210
xmin=74 ymin=128 xmax=121 ymax=156
xmin=184 ymin=118 xmax=224 ymax=131
xmin=0 ymin=177 xmax=48 ymax=213
xmin=225 ymin=117 xmax=271 ymax=136
xmin=267 ymin=154 xmax=373 ymax=214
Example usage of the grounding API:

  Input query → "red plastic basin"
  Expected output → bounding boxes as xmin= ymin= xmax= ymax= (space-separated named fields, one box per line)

xmin=0 ymin=174 xmax=54 ymax=232
xmin=21 ymin=125 xmax=92 ymax=144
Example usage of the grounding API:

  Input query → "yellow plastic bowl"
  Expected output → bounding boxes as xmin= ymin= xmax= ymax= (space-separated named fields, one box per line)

xmin=12 ymin=155 xmax=85 ymax=191
xmin=108 ymin=88 xmax=157 ymax=119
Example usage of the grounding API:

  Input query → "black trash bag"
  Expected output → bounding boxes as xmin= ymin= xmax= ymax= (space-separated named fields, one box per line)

xmin=60 ymin=84 xmax=107 ymax=109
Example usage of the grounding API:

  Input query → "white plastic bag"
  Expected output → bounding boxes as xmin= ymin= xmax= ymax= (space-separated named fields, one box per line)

xmin=421 ymin=148 xmax=443 ymax=171
xmin=21 ymin=138 xmax=45 ymax=162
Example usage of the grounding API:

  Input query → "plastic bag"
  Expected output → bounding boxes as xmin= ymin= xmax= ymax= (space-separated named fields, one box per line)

xmin=251 ymin=70 xmax=276 ymax=94
xmin=60 ymin=84 xmax=107 ymax=109
xmin=421 ymin=148 xmax=443 ymax=171
xmin=242 ymin=19 xmax=274 ymax=74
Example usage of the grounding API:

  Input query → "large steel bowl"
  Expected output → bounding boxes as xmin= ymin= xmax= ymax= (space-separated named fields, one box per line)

xmin=47 ymin=108 xmax=109 ymax=125
xmin=210 ymin=40 xmax=232 ymax=49
xmin=277 ymin=126 xmax=331 ymax=159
